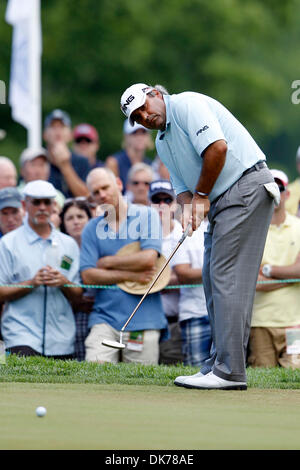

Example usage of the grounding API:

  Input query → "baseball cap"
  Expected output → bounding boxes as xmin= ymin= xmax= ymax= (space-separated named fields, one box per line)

xmin=270 ymin=169 xmax=289 ymax=187
xmin=0 ymin=187 xmax=22 ymax=211
xmin=73 ymin=123 xmax=99 ymax=142
xmin=44 ymin=109 xmax=71 ymax=128
xmin=20 ymin=147 xmax=48 ymax=167
xmin=120 ymin=83 xmax=154 ymax=126
xmin=123 ymin=119 xmax=148 ymax=135
xmin=23 ymin=180 xmax=57 ymax=199
xmin=149 ymin=179 xmax=175 ymax=201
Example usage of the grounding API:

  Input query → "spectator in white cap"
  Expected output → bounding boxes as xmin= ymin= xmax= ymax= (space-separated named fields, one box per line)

xmin=249 ymin=169 xmax=300 ymax=369
xmin=105 ymin=118 xmax=153 ymax=193
xmin=73 ymin=123 xmax=103 ymax=169
xmin=0 ymin=157 xmax=17 ymax=190
xmin=43 ymin=109 xmax=90 ymax=198
xmin=0 ymin=179 xmax=82 ymax=359
xmin=0 ymin=187 xmax=23 ymax=238
xmin=285 ymin=147 xmax=300 ymax=217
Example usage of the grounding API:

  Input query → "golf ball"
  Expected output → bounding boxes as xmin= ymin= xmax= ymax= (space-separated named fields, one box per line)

xmin=36 ymin=406 xmax=47 ymax=417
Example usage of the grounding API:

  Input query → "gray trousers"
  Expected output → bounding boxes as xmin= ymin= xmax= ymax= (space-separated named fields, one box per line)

xmin=201 ymin=165 xmax=274 ymax=382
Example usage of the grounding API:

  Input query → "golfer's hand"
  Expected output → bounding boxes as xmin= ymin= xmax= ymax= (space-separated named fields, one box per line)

xmin=191 ymin=194 xmax=210 ymax=231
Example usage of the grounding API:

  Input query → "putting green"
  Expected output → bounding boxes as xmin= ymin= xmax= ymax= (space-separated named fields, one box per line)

xmin=1 ymin=382 xmax=300 ymax=449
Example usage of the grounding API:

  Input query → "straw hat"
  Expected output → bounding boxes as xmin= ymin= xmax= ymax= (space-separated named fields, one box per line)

xmin=116 ymin=242 xmax=171 ymax=295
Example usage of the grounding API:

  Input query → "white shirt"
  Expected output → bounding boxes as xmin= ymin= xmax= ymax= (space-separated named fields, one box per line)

xmin=172 ymin=220 xmax=208 ymax=322
xmin=160 ymin=219 xmax=183 ymax=317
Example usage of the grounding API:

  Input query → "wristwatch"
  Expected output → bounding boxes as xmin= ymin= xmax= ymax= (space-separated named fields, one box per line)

xmin=195 ymin=191 xmax=209 ymax=197
xmin=262 ymin=264 xmax=272 ymax=278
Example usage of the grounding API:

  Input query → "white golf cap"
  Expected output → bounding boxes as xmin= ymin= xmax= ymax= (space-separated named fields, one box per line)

xmin=20 ymin=147 xmax=48 ymax=167
xmin=123 ymin=119 xmax=148 ymax=135
xmin=120 ymin=83 xmax=153 ymax=126
xmin=23 ymin=180 xmax=57 ymax=199
xmin=270 ymin=169 xmax=289 ymax=187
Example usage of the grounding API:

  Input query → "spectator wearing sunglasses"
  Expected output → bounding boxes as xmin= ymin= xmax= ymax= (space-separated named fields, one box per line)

xmin=150 ymin=180 xmax=212 ymax=367
xmin=126 ymin=162 xmax=154 ymax=206
xmin=0 ymin=180 xmax=82 ymax=359
xmin=73 ymin=123 xmax=104 ymax=170
xmin=105 ymin=119 xmax=153 ymax=194
xmin=249 ymin=169 xmax=300 ymax=369
xmin=149 ymin=180 xmax=184 ymax=365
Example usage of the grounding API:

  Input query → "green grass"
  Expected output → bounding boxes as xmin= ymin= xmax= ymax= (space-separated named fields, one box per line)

xmin=1 ymin=355 xmax=300 ymax=389
xmin=1 ymin=356 xmax=300 ymax=449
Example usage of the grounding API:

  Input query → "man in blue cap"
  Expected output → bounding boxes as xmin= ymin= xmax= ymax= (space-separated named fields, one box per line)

xmin=43 ymin=109 xmax=90 ymax=198
xmin=0 ymin=187 xmax=23 ymax=238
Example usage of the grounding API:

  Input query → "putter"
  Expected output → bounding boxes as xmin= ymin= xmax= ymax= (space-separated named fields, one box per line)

xmin=102 ymin=223 xmax=192 ymax=349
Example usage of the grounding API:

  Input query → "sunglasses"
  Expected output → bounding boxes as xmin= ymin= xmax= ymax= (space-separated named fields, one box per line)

xmin=131 ymin=181 xmax=151 ymax=186
xmin=30 ymin=198 xmax=53 ymax=206
xmin=64 ymin=196 xmax=98 ymax=209
xmin=151 ymin=196 xmax=174 ymax=205
xmin=75 ymin=137 xmax=93 ymax=144
xmin=278 ymin=185 xmax=286 ymax=193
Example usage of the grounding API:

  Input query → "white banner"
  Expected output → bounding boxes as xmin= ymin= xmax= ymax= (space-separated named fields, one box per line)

xmin=6 ymin=0 xmax=41 ymax=146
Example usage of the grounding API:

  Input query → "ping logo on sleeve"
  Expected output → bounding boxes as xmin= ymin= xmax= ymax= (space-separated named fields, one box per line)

xmin=196 ymin=125 xmax=209 ymax=136
xmin=60 ymin=255 xmax=73 ymax=271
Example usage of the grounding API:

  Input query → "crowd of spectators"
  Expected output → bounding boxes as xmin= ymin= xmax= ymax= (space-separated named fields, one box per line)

xmin=0 ymin=108 xmax=300 ymax=370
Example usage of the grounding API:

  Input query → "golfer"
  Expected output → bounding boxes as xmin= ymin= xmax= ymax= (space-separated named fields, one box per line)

xmin=120 ymin=83 xmax=279 ymax=390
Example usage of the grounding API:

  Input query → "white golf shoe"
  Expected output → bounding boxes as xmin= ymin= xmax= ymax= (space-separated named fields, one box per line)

xmin=174 ymin=371 xmax=204 ymax=387
xmin=183 ymin=372 xmax=247 ymax=390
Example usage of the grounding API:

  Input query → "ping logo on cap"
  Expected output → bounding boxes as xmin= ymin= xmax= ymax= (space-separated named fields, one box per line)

xmin=121 ymin=95 xmax=135 ymax=113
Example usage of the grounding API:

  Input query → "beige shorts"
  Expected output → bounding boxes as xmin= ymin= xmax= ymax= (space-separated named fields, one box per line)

xmin=248 ymin=327 xmax=300 ymax=369
xmin=85 ymin=323 xmax=160 ymax=364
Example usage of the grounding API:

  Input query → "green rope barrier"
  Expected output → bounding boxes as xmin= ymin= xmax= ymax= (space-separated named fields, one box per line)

xmin=1 ymin=279 xmax=300 ymax=290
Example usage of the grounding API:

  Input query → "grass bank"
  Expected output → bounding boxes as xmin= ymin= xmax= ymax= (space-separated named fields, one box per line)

xmin=1 ymin=355 xmax=300 ymax=389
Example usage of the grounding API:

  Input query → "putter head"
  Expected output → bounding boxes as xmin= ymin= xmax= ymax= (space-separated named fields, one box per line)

xmin=102 ymin=339 xmax=126 ymax=350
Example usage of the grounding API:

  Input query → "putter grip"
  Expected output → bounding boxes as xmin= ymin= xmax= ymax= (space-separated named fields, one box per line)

xmin=179 ymin=223 xmax=192 ymax=243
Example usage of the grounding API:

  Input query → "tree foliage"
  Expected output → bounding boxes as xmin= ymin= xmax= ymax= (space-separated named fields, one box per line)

xmin=0 ymin=0 xmax=299 ymax=177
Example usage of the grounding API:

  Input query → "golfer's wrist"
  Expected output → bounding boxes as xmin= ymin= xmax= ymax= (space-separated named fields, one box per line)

xmin=194 ymin=191 xmax=209 ymax=198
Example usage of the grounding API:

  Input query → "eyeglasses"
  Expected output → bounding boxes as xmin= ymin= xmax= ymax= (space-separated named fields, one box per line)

xmin=151 ymin=196 xmax=174 ymax=205
xmin=30 ymin=198 xmax=52 ymax=206
xmin=75 ymin=137 xmax=93 ymax=144
xmin=131 ymin=181 xmax=151 ymax=186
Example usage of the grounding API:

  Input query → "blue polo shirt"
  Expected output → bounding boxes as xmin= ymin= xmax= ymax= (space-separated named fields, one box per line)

xmin=48 ymin=151 xmax=90 ymax=197
xmin=0 ymin=218 xmax=80 ymax=355
xmin=80 ymin=204 xmax=168 ymax=334
xmin=156 ymin=92 xmax=266 ymax=202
